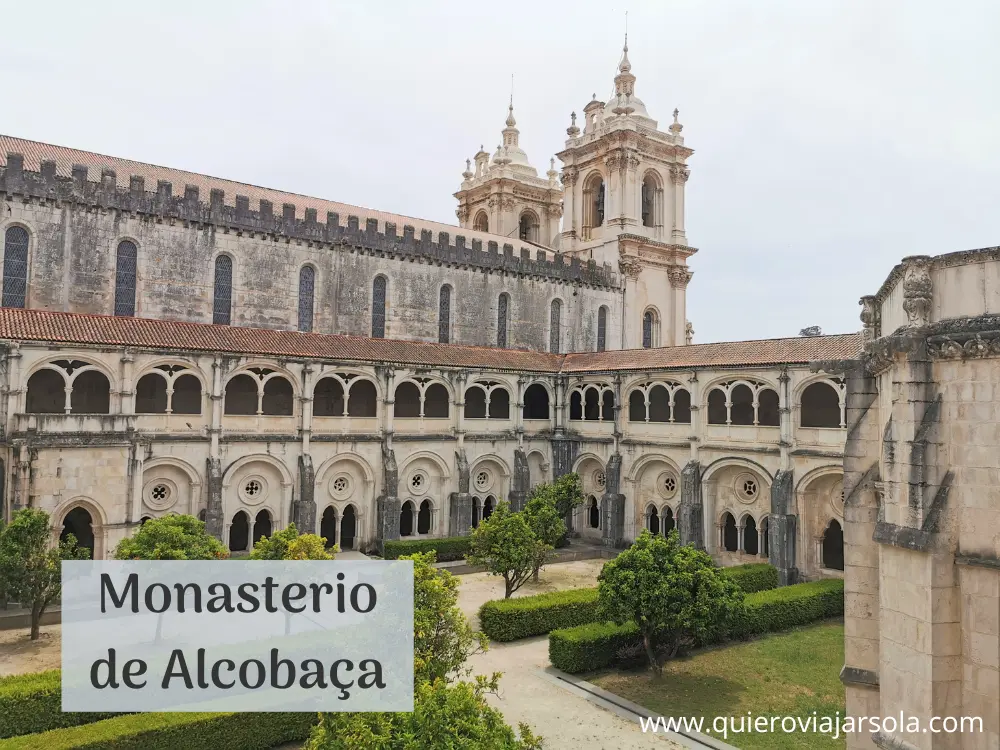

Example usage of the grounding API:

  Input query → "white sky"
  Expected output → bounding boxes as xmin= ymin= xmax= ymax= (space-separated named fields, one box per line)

xmin=3 ymin=0 xmax=998 ymax=343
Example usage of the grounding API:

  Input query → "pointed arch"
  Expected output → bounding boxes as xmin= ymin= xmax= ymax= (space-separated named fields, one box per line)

xmin=2 ymin=225 xmax=30 ymax=309
xmin=297 ymin=264 xmax=316 ymax=332
xmin=113 ymin=239 xmax=138 ymax=317
xmin=212 ymin=254 xmax=233 ymax=325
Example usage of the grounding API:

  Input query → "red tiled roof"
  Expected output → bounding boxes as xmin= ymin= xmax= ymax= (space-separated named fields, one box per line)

xmin=0 ymin=308 xmax=861 ymax=373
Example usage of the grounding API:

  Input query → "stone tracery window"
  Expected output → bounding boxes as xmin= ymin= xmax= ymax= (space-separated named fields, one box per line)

xmin=550 ymin=299 xmax=562 ymax=354
xmin=393 ymin=379 xmax=450 ymax=418
xmin=135 ymin=366 xmax=202 ymax=414
xmin=213 ymin=255 xmax=233 ymax=325
xmin=597 ymin=306 xmax=607 ymax=352
xmin=438 ymin=284 xmax=451 ymax=344
xmin=25 ymin=360 xmax=111 ymax=414
xmin=569 ymin=383 xmax=615 ymax=422
xmin=706 ymin=380 xmax=780 ymax=426
xmin=298 ymin=265 xmax=315 ymax=332
xmin=497 ymin=293 xmax=509 ymax=348
xmin=2 ymin=226 xmax=29 ymax=309
xmin=627 ymin=382 xmax=691 ymax=424
xmin=223 ymin=368 xmax=294 ymax=416
xmin=114 ymin=240 xmax=138 ymax=317
xmin=642 ymin=308 xmax=659 ymax=349
xmin=371 ymin=275 xmax=387 ymax=338
xmin=463 ymin=382 xmax=511 ymax=420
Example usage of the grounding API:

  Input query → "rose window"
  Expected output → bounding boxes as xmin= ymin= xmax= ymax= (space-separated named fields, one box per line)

xmin=409 ymin=472 xmax=427 ymax=493
xmin=245 ymin=480 xmax=262 ymax=497
xmin=594 ymin=471 xmax=606 ymax=489
xmin=151 ymin=484 xmax=170 ymax=502
xmin=474 ymin=470 xmax=492 ymax=492
xmin=662 ymin=475 xmax=677 ymax=498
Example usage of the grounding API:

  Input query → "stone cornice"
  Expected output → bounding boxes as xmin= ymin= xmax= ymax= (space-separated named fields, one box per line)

xmin=868 ymin=245 xmax=1000 ymax=306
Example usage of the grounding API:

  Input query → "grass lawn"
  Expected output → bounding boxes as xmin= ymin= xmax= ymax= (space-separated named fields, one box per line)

xmin=591 ymin=619 xmax=846 ymax=750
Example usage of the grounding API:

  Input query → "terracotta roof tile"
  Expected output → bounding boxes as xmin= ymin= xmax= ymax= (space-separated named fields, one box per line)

xmin=0 ymin=308 xmax=861 ymax=373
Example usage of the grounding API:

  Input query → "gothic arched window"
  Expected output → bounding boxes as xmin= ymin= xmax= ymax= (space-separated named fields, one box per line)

xmin=474 ymin=212 xmax=489 ymax=233
xmin=597 ymin=306 xmax=608 ymax=352
xmin=113 ymin=240 xmax=138 ymax=317
xmin=297 ymin=265 xmax=315 ymax=332
xmin=642 ymin=309 xmax=659 ymax=349
xmin=212 ymin=255 xmax=233 ymax=325
xmin=371 ymin=275 xmax=387 ymax=338
xmin=641 ymin=174 xmax=658 ymax=227
xmin=550 ymin=299 xmax=562 ymax=354
xmin=2 ymin=226 xmax=29 ymax=309
xmin=497 ymin=293 xmax=509 ymax=348
xmin=438 ymin=284 xmax=452 ymax=344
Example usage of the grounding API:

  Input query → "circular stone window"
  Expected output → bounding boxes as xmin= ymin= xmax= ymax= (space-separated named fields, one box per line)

xmin=657 ymin=472 xmax=678 ymax=500
xmin=594 ymin=470 xmax=606 ymax=490
xmin=473 ymin=469 xmax=493 ymax=493
xmin=734 ymin=473 xmax=759 ymax=504
xmin=239 ymin=475 xmax=269 ymax=505
xmin=409 ymin=471 xmax=428 ymax=495
xmin=831 ymin=480 xmax=845 ymax=516
xmin=329 ymin=473 xmax=353 ymax=501
xmin=143 ymin=478 xmax=178 ymax=512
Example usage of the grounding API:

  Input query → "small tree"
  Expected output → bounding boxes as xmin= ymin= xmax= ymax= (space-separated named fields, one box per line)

xmin=249 ymin=523 xmax=338 ymax=560
xmin=597 ymin=530 xmax=743 ymax=675
xmin=0 ymin=508 xmax=88 ymax=640
xmin=466 ymin=502 xmax=549 ymax=599
xmin=521 ymin=495 xmax=565 ymax=582
xmin=528 ymin=473 xmax=584 ymax=531
xmin=113 ymin=514 xmax=228 ymax=560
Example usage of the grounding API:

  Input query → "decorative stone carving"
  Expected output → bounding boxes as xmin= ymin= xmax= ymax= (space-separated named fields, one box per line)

xmin=859 ymin=295 xmax=880 ymax=343
xmin=618 ymin=256 xmax=643 ymax=280
xmin=901 ymin=256 xmax=933 ymax=328
xmin=604 ymin=152 xmax=623 ymax=170
xmin=625 ymin=152 xmax=641 ymax=170
xmin=546 ymin=204 xmax=563 ymax=217
xmin=670 ymin=164 xmax=690 ymax=183
xmin=500 ymin=197 xmax=516 ymax=211
xmin=685 ymin=321 xmax=694 ymax=345
xmin=667 ymin=266 xmax=693 ymax=289
xmin=456 ymin=206 xmax=469 ymax=223
xmin=561 ymin=168 xmax=578 ymax=187
xmin=927 ymin=333 xmax=1000 ymax=360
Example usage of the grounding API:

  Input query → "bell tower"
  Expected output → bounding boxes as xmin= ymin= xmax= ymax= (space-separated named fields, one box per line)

xmin=557 ymin=41 xmax=696 ymax=348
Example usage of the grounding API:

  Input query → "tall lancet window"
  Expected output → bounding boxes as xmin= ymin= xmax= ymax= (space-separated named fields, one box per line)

xmin=438 ymin=285 xmax=452 ymax=344
xmin=113 ymin=240 xmax=138 ymax=316
xmin=297 ymin=265 xmax=315 ymax=332
xmin=213 ymin=255 xmax=233 ymax=325
xmin=2 ymin=226 xmax=29 ymax=309
xmin=595 ymin=180 xmax=605 ymax=226
xmin=641 ymin=175 xmax=656 ymax=227
xmin=642 ymin=310 xmax=657 ymax=349
xmin=372 ymin=275 xmax=387 ymax=338
xmin=597 ymin=306 xmax=607 ymax=352
xmin=550 ymin=299 xmax=562 ymax=354
xmin=497 ymin=293 xmax=509 ymax=348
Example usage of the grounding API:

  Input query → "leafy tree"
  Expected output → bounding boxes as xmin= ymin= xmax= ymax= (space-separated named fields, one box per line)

xmin=0 ymin=508 xmax=88 ymax=639
xmin=113 ymin=514 xmax=228 ymax=560
xmin=521 ymin=496 xmax=565 ymax=582
xmin=597 ymin=529 xmax=743 ymax=675
xmin=249 ymin=522 xmax=337 ymax=560
xmin=466 ymin=502 xmax=549 ymax=599
xmin=305 ymin=676 xmax=542 ymax=750
xmin=527 ymin=473 xmax=584 ymax=522
xmin=405 ymin=551 xmax=486 ymax=684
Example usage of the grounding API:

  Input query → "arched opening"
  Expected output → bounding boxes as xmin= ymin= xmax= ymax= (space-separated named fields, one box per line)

xmin=320 ymin=507 xmax=338 ymax=549
xmin=628 ymin=390 xmax=646 ymax=422
xmin=822 ymin=519 xmax=845 ymax=570
xmin=523 ymin=384 xmax=550 ymax=420
xmin=518 ymin=211 xmax=539 ymax=243
xmin=253 ymin=510 xmax=272 ymax=545
xmin=601 ymin=390 xmax=615 ymax=421
xmin=483 ymin=495 xmax=495 ymax=521
xmin=641 ymin=174 xmax=657 ymax=227
xmin=213 ymin=255 xmax=233 ymax=325
xmin=26 ymin=369 xmax=66 ymax=413
xmin=648 ymin=385 xmax=670 ymax=422
xmin=585 ymin=174 xmax=605 ymax=229
xmin=642 ymin=310 xmax=658 ymax=349
xmin=474 ymin=212 xmax=489 ymax=233
xmin=761 ymin=517 xmax=770 ymax=558
xmin=584 ymin=389 xmax=601 ymax=421
xmin=341 ymin=505 xmax=357 ymax=550
xmin=314 ymin=378 xmax=346 ymax=417
xmin=472 ymin=497 xmax=481 ymax=529
xmin=646 ymin=504 xmax=660 ymax=534
xmin=70 ymin=371 xmax=111 ymax=414
xmin=722 ymin=512 xmax=738 ymax=552
xmin=2 ymin=225 xmax=30 ymax=309
xmin=347 ymin=380 xmax=378 ymax=417
xmin=569 ymin=390 xmax=583 ymax=420
xmin=400 ymin=501 xmax=415 ymax=537
xmin=135 ymin=374 xmax=168 ymax=413
xmin=597 ymin=305 xmax=608 ymax=352
xmin=464 ymin=387 xmax=487 ymax=419
xmin=224 ymin=374 xmax=259 ymax=415
xmin=139 ymin=516 xmax=151 ymax=525
xmin=757 ymin=389 xmax=780 ymax=427
xmin=261 ymin=377 xmax=293 ymax=416
xmin=417 ymin=500 xmax=432 ymax=535
xmin=743 ymin=516 xmax=759 ymax=555
xmin=229 ymin=511 xmax=249 ymax=552
xmin=393 ymin=382 xmax=421 ymax=418
xmin=114 ymin=240 xmax=138 ymax=317
xmin=198 ymin=509 xmax=207 ymax=523
xmin=801 ymin=382 xmax=842 ymax=428
xmin=707 ymin=389 xmax=728 ymax=424
xmin=673 ymin=389 xmax=692 ymax=424
xmin=61 ymin=507 xmax=94 ymax=559
xmin=730 ymin=384 xmax=755 ymax=426
xmin=438 ymin=284 xmax=451 ymax=344
xmin=298 ymin=265 xmax=315 ymax=333
xmin=423 ymin=384 xmax=450 ymax=418
xmin=172 ymin=374 xmax=202 ymax=414
xmin=371 ymin=275 xmax=387 ymax=339
xmin=488 ymin=389 xmax=510 ymax=419
xmin=588 ymin=496 xmax=600 ymax=529
xmin=662 ymin=506 xmax=675 ymax=535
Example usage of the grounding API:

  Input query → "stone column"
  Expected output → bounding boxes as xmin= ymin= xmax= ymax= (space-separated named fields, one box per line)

xmin=449 ymin=450 xmax=473 ymax=537
xmin=375 ymin=444 xmax=400 ymax=551
xmin=294 ymin=455 xmax=317 ymax=533
xmin=600 ymin=454 xmax=626 ymax=547
xmin=205 ymin=457 xmax=224 ymax=540
xmin=670 ymin=164 xmax=689 ymax=245
xmin=768 ymin=469 xmax=798 ymax=585
xmin=667 ymin=268 xmax=692 ymax=347
xmin=509 ymin=448 xmax=530 ymax=512
xmin=679 ymin=460 xmax=704 ymax=548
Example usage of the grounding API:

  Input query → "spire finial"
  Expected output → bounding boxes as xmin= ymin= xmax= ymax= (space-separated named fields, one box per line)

xmin=670 ymin=108 xmax=683 ymax=134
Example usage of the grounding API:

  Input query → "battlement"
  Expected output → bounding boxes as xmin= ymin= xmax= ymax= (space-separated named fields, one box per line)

xmin=0 ymin=153 xmax=619 ymax=290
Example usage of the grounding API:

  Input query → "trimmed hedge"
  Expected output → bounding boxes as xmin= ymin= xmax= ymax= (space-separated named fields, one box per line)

xmin=479 ymin=588 xmax=599 ymax=642
xmin=719 ymin=562 xmax=779 ymax=593
xmin=0 ymin=711 xmax=316 ymax=750
xmin=382 ymin=536 xmax=471 ymax=562
xmin=0 ymin=670 xmax=127 ymax=740
xmin=549 ymin=578 xmax=844 ymax=674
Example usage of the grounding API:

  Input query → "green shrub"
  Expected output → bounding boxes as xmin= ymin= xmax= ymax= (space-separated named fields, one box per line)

xmin=0 ymin=670 xmax=127 ymax=740
xmin=0 ymin=711 xmax=316 ymax=749
xmin=383 ymin=536 xmax=471 ymax=562
xmin=719 ymin=563 xmax=779 ymax=593
xmin=479 ymin=588 xmax=599 ymax=641
xmin=548 ymin=578 xmax=844 ymax=674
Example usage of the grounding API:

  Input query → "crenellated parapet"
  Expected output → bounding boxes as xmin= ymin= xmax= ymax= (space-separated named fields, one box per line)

xmin=0 ymin=153 xmax=619 ymax=291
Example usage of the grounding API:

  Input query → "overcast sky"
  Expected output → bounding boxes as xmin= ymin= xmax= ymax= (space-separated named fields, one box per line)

xmin=3 ymin=1 xmax=998 ymax=344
